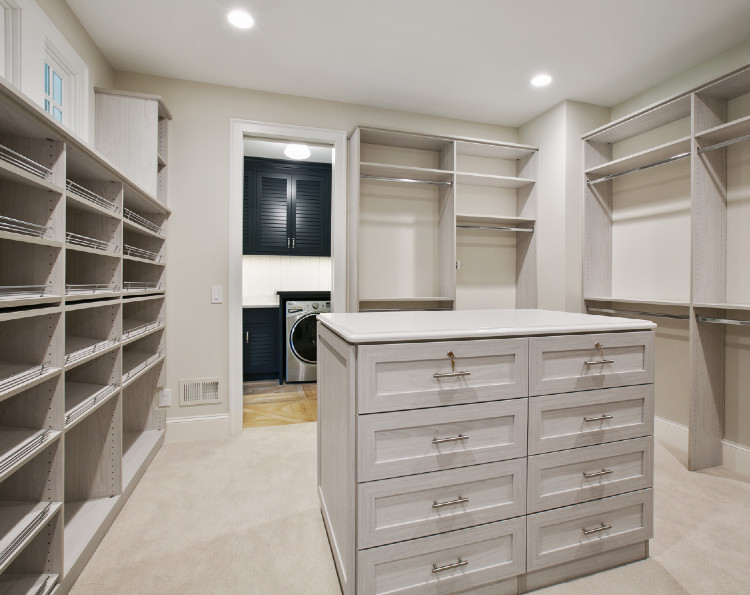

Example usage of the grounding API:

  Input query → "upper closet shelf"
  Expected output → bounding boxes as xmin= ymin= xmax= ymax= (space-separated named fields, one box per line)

xmin=695 ymin=114 xmax=750 ymax=152
xmin=586 ymin=137 xmax=691 ymax=183
xmin=358 ymin=128 xmax=451 ymax=152
xmin=455 ymin=141 xmax=536 ymax=160
xmin=456 ymin=214 xmax=534 ymax=232
xmin=584 ymin=95 xmax=691 ymax=145
xmin=359 ymin=162 xmax=453 ymax=185
xmin=455 ymin=171 xmax=534 ymax=189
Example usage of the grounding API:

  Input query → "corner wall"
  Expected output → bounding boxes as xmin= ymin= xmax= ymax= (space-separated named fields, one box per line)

xmin=519 ymin=101 xmax=610 ymax=312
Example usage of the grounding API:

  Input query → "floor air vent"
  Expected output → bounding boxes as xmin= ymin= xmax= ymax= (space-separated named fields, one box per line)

xmin=179 ymin=378 xmax=221 ymax=406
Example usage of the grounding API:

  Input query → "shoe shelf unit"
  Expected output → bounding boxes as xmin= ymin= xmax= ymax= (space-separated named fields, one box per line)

xmin=583 ymin=63 xmax=750 ymax=471
xmin=0 ymin=76 xmax=170 ymax=593
xmin=348 ymin=126 xmax=538 ymax=312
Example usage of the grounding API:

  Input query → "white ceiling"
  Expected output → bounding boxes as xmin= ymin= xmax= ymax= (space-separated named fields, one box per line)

xmin=67 ymin=0 xmax=750 ymax=126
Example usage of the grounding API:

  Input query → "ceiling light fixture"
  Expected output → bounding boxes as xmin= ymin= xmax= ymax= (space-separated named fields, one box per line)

xmin=227 ymin=10 xmax=254 ymax=29
xmin=531 ymin=73 xmax=552 ymax=87
xmin=284 ymin=144 xmax=311 ymax=160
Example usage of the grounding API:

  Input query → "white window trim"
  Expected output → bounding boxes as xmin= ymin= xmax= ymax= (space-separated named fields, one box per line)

xmin=44 ymin=36 xmax=85 ymax=134
xmin=0 ymin=0 xmax=21 ymax=85
xmin=2 ymin=0 xmax=89 ymax=139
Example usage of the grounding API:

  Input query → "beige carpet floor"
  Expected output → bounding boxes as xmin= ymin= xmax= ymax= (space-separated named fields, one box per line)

xmin=69 ymin=425 xmax=750 ymax=594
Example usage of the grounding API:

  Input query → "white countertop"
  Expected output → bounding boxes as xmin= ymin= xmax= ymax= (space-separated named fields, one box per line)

xmin=318 ymin=309 xmax=656 ymax=343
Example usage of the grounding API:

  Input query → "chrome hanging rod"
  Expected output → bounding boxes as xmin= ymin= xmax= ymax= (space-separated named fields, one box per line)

xmin=456 ymin=224 xmax=533 ymax=233
xmin=587 ymin=306 xmax=689 ymax=320
xmin=698 ymin=132 xmax=750 ymax=154
xmin=697 ymin=316 xmax=750 ymax=327
xmin=587 ymin=152 xmax=691 ymax=186
xmin=360 ymin=174 xmax=452 ymax=187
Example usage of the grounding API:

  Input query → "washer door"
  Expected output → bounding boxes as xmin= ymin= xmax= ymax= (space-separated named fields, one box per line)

xmin=290 ymin=313 xmax=318 ymax=364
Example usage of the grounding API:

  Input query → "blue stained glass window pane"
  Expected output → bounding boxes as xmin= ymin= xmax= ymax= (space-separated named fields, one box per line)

xmin=53 ymin=72 xmax=63 ymax=105
xmin=44 ymin=64 xmax=50 ymax=95
xmin=53 ymin=106 xmax=62 ymax=122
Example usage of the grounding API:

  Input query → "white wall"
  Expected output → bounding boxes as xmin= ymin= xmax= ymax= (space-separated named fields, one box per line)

xmin=112 ymin=71 xmax=517 ymax=438
xmin=243 ymin=255 xmax=331 ymax=306
xmin=519 ymin=101 xmax=610 ymax=312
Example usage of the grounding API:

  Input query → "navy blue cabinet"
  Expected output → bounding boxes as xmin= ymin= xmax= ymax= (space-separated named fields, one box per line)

xmin=243 ymin=307 xmax=280 ymax=381
xmin=243 ymin=157 xmax=331 ymax=256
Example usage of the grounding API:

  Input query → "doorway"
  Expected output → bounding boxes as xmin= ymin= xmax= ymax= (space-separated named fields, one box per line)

xmin=241 ymin=138 xmax=332 ymax=427
xmin=228 ymin=120 xmax=347 ymax=435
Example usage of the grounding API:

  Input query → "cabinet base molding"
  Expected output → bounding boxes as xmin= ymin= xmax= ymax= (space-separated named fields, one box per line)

xmin=654 ymin=417 xmax=750 ymax=478
xmin=522 ymin=540 xmax=648 ymax=593
xmin=165 ymin=413 xmax=230 ymax=443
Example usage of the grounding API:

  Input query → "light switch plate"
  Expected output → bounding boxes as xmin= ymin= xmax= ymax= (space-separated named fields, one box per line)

xmin=211 ymin=285 xmax=223 ymax=304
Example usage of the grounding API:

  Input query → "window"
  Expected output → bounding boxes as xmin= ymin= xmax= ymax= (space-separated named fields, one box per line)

xmin=43 ymin=58 xmax=65 ymax=123
xmin=0 ymin=0 xmax=88 ymax=138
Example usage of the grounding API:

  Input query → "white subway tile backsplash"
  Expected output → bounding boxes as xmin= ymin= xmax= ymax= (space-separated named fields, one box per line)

xmin=243 ymin=255 xmax=332 ymax=305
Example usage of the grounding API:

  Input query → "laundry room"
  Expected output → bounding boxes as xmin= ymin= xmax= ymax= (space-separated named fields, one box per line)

xmin=241 ymin=138 xmax=333 ymax=428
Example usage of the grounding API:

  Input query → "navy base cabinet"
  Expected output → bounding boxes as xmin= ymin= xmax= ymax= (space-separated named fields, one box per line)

xmin=243 ymin=307 xmax=280 ymax=382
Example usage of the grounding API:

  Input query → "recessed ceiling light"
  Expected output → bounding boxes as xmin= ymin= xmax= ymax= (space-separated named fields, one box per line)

xmin=228 ymin=10 xmax=254 ymax=29
xmin=531 ymin=73 xmax=552 ymax=87
xmin=284 ymin=144 xmax=311 ymax=160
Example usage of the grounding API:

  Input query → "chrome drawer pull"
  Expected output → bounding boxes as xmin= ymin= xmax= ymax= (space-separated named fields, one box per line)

xmin=583 ymin=414 xmax=613 ymax=423
xmin=432 ymin=496 xmax=469 ymax=508
xmin=582 ymin=522 xmax=612 ymax=535
xmin=434 ymin=371 xmax=471 ymax=378
xmin=432 ymin=434 xmax=469 ymax=445
xmin=432 ymin=558 xmax=468 ymax=573
xmin=583 ymin=468 xmax=613 ymax=479
xmin=585 ymin=341 xmax=614 ymax=366
xmin=435 ymin=351 xmax=471 ymax=378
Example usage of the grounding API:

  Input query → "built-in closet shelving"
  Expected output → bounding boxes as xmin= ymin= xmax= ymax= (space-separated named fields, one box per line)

xmin=583 ymin=63 xmax=750 ymax=471
xmin=0 ymin=75 xmax=170 ymax=593
xmin=348 ymin=126 xmax=538 ymax=312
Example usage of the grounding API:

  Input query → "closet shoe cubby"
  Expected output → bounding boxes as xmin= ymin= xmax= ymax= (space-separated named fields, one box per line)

xmin=0 ymin=76 xmax=170 ymax=592
xmin=348 ymin=126 xmax=537 ymax=312
xmin=583 ymin=63 xmax=750 ymax=471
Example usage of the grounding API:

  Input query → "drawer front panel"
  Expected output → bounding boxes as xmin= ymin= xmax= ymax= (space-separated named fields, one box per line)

xmin=357 ymin=338 xmax=528 ymax=413
xmin=358 ymin=400 xmax=527 ymax=482
xmin=527 ymin=437 xmax=653 ymax=512
xmin=358 ymin=459 xmax=527 ymax=549
xmin=529 ymin=332 xmax=654 ymax=396
xmin=357 ymin=517 xmax=525 ymax=595
xmin=527 ymin=489 xmax=653 ymax=572
xmin=528 ymin=385 xmax=654 ymax=454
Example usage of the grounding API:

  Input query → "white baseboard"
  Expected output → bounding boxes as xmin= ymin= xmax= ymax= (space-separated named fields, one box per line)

xmin=165 ymin=413 xmax=230 ymax=443
xmin=654 ymin=416 xmax=750 ymax=477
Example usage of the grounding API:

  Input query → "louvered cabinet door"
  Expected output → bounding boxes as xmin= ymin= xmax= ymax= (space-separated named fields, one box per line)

xmin=251 ymin=170 xmax=292 ymax=254
xmin=291 ymin=173 xmax=330 ymax=256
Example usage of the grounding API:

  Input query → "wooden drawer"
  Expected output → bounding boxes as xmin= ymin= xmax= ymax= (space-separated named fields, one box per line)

xmin=527 ymin=489 xmax=652 ymax=572
xmin=528 ymin=385 xmax=653 ymax=454
xmin=357 ymin=517 xmax=525 ymax=595
xmin=527 ymin=437 xmax=653 ymax=513
xmin=529 ymin=332 xmax=653 ymax=396
xmin=357 ymin=339 xmax=527 ymax=413
xmin=358 ymin=459 xmax=526 ymax=549
xmin=358 ymin=400 xmax=527 ymax=482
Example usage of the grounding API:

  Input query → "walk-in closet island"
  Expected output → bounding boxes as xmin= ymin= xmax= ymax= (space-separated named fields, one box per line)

xmin=317 ymin=309 xmax=655 ymax=594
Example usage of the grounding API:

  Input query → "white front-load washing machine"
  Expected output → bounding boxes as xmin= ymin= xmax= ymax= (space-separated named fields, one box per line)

xmin=285 ymin=300 xmax=330 ymax=382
